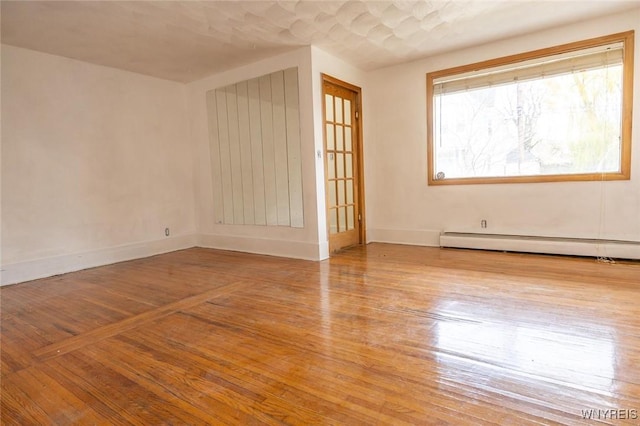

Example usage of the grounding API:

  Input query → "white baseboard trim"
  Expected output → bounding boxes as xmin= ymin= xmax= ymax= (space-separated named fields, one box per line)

xmin=6 ymin=229 xmax=634 ymax=286
xmin=440 ymin=232 xmax=640 ymax=260
xmin=198 ymin=233 xmax=323 ymax=261
xmin=367 ymin=228 xmax=441 ymax=247
xmin=0 ymin=234 xmax=198 ymax=286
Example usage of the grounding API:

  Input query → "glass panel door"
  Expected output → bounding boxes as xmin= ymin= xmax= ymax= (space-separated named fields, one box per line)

xmin=323 ymin=77 xmax=362 ymax=252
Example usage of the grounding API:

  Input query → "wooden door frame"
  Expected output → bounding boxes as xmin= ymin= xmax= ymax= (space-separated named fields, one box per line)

xmin=321 ymin=73 xmax=366 ymax=249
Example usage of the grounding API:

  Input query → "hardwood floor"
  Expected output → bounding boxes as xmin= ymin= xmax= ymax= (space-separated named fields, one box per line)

xmin=2 ymin=244 xmax=640 ymax=425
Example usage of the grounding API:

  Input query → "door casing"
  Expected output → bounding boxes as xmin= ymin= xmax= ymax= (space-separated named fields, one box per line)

xmin=321 ymin=74 xmax=366 ymax=253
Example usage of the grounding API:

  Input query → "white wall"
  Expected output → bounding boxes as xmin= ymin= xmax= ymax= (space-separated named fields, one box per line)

xmin=0 ymin=43 xmax=370 ymax=285
xmin=366 ymin=9 xmax=640 ymax=246
xmin=1 ymin=45 xmax=196 ymax=285
xmin=189 ymin=47 xmax=325 ymax=260
xmin=188 ymin=46 xmax=369 ymax=260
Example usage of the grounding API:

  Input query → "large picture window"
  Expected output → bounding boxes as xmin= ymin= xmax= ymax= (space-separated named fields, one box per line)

xmin=427 ymin=31 xmax=634 ymax=185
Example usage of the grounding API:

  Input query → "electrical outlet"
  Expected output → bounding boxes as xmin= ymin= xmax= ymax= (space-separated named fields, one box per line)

xmin=165 ymin=227 xmax=170 ymax=237
xmin=481 ymin=220 xmax=487 ymax=229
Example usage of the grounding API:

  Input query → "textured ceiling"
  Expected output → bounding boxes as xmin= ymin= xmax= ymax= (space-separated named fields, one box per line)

xmin=2 ymin=1 xmax=639 ymax=82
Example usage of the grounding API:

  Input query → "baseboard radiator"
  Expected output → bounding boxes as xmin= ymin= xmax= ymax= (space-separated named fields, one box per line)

xmin=440 ymin=232 xmax=640 ymax=260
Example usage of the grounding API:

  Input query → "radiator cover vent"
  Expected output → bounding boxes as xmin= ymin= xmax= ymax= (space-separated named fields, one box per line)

xmin=440 ymin=232 xmax=640 ymax=260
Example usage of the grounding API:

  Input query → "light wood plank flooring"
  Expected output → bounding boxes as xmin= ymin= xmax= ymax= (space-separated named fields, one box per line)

xmin=2 ymin=244 xmax=640 ymax=425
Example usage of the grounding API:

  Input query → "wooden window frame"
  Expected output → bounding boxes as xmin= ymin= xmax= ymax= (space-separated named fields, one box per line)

xmin=426 ymin=31 xmax=634 ymax=186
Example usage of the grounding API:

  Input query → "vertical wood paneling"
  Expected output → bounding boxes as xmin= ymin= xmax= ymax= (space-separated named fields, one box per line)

xmin=225 ymin=86 xmax=244 ymax=224
xmin=248 ymin=78 xmax=266 ymax=225
xmin=236 ymin=81 xmax=255 ymax=225
xmin=215 ymin=89 xmax=234 ymax=224
xmin=284 ymin=68 xmax=304 ymax=228
xmin=205 ymin=91 xmax=224 ymax=224
xmin=259 ymin=74 xmax=278 ymax=226
xmin=208 ymin=68 xmax=303 ymax=228
xmin=271 ymin=72 xmax=291 ymax=226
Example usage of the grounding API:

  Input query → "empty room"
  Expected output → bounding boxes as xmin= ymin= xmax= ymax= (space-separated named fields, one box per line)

xmin=2 ymin=1 xmax=640 ymax=424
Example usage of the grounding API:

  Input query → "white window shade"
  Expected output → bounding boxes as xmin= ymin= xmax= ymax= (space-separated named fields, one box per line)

xmin=433 ymin=42 xmax=624 ymax=95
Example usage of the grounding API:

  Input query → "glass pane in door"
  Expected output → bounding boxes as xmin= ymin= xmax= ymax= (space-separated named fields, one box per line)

xmin=346 ymin=180 xmax=353 ymax=204
xmin=347 ymin=205 xmax=355 ymax=230
xmin=328 ymin=152 xmax=336 ymax=179
xmin=338 ymin=180 xmax=345 ymax=205
xmin=325 ymin=94 xmax=334 ymax=122
xmin=328 ymin=180 xmax=337 ymax=208
xmin=326 ymin=124 xmax=335 ymax=150
xmin=329 ymin=208 xmax=338 ymax=234
xmin=344 ymin=99 xmax=351 ymax=125
xmin=338 ymin=207 xmax=346 ymax=232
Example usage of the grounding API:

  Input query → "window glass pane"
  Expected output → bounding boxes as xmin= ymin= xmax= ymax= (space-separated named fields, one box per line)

xmin=329 ymin=208 xmax=338 ymax=234
xmin=346 ymin=179 xmax=354 ymax=204
xmin=328 ymin=180 xmax=336 ymax=208
xmin=345 ymin=128 xmax=352 ymax=152
xmin=347 ymin=205 xmax=354 ymax=230
xmin=336 ymin=125 xmax=344 ymax=151
xmin=336 ymin=153 xmax=344 ymax=178
xmin=335 ymin=97 xmax=343 ymax=124
xmin=325 ymin=94 xmax=334 ymax=122
xmin=344 ymin=99 xmax=352 ymax=125
xmin=433 ymin=65 xmax=623 ymax=180
xmin=326 ymin=124 xmax=334 ymax=150
xmin=338 ymin=207 xmax=346 ymax=232
xmin=346 ymin=153 xmax=353 ymax=178
xmin=338 ymin=180 xmax=345 ymax=205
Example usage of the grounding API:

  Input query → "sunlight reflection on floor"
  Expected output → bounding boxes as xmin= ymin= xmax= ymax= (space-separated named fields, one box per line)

xmin=435 ymin=300 xmax=616 ymax=392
